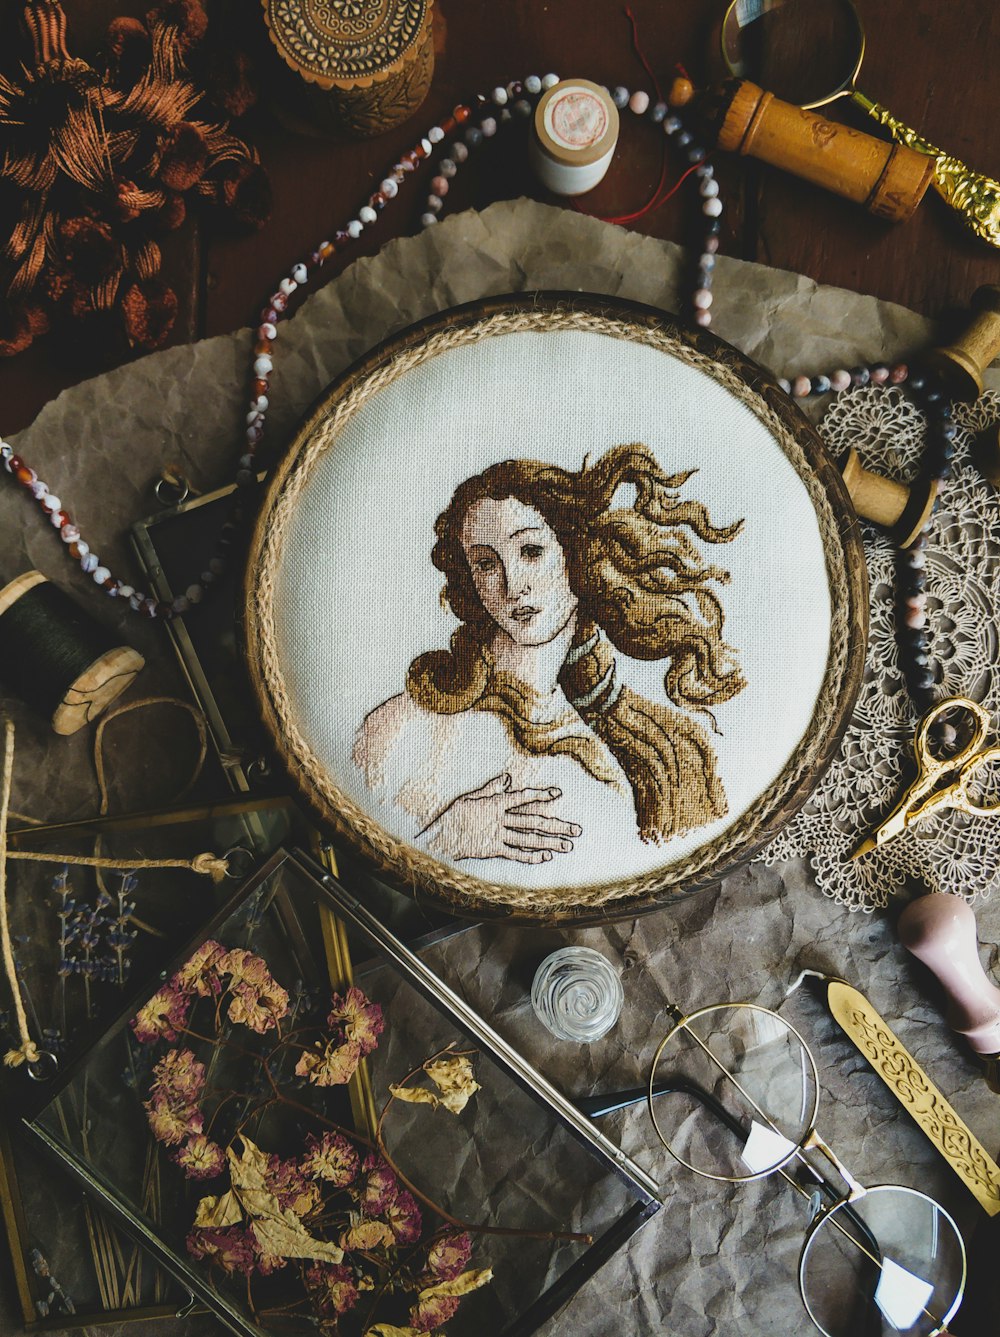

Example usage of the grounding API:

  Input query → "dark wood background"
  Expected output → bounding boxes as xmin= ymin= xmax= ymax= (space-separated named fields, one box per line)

xmin=2 ymin=0 xmax=1000 ymax=436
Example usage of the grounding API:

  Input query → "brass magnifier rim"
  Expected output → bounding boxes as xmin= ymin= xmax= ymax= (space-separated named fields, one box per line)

xmin=721 ymin=0 xmax=866 ymax=109
xmin=647 ymin=1000 xmax=821 ymax=1184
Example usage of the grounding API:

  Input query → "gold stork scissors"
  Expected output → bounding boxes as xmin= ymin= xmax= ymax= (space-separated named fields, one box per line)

xmin=850 ymin=696 xmax=1000 ymax=860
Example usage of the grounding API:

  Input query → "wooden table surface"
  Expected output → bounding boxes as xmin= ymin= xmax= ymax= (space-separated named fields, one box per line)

xmin=2 ymin=0 xmax=999 ymax=437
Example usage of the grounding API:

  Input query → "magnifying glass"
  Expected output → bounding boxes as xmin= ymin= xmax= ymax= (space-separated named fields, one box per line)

xmin=721 ymin=0 xmax=1000 ymax=249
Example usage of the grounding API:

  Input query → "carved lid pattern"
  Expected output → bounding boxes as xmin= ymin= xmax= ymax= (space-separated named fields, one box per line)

xmin=264 ymin=0 xmax=428 ymax=83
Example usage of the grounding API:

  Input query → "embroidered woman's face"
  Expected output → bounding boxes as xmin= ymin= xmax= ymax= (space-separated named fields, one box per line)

xmin=460 ymin=497 xmax=578 ymax=646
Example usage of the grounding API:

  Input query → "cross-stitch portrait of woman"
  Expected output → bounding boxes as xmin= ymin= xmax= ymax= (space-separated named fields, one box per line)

xmin=353 ymin=443 xmax=746 ymax=872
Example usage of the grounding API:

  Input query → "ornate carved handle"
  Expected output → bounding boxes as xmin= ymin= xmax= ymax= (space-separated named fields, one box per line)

xmin=854 ymin=93 xmax=1000 ymax=249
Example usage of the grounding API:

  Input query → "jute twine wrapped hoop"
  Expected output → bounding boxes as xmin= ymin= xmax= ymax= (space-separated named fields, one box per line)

xmin=245 ymin=294 xmax=867 ymax=923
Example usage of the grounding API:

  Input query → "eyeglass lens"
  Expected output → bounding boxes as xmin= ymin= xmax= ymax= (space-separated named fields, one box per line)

xmin=799 ymin=1184 xmax=965 ymax=1336
xmin=650 ymin=1003 xmax=818 ymax=1180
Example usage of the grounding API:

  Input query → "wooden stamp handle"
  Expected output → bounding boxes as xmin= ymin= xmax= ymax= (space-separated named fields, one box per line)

xmin=899 ymin=893 xmax=1000 ymax=1056
xmin=715 ymin=81 xmax=935 ymax=222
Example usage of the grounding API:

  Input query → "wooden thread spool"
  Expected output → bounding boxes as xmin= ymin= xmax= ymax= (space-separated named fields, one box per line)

xmin=840 ymin=447 xmax=937 ymax=548
xmin=715 ymin=80 xmax=934 ymax=222
xmin=529 ymin=79 xmax=620 ymax=196
xmin=0 ymin=572 xmax=144 ymax=735
xmin=924 ymin=285 xmax=1000 ymax=402
xmin=973 ymin=423 xmax=1000 ymax=487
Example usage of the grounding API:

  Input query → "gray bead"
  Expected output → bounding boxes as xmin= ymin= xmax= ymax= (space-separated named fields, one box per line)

xmin=649 ymin=100 xmax=668 ymax=123
xmin=612 ymin=86 xmax=630 ymax=109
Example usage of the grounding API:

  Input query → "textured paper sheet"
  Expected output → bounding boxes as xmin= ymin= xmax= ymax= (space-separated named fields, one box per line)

xmin=1 ymin=199 xmax=998 ymax=1337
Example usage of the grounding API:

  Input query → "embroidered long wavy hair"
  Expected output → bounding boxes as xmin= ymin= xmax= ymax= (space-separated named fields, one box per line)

xmin=407 ymin=444 xmax=746 ymax=842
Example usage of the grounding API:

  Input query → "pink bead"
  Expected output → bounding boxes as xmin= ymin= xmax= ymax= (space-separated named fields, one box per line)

xmin=694 ymin=309 xmax=712 ymax=327
xmin=431 ymin=176 xmax=449 ymax=197
xmin=792 ymin=376 xmax=812 ymax=398
xmin=703 ymin=235 xmax=720 ymax=254
xmin=890 ymin=363 xmax=908 ymax=384
xmin=905 ymin=608 xmax=927 ymax=629
xmin=830 ymin=369 xmax=852 ymax=392
xmin=258 ymin=322 xmax=277 ymax=341
xmin=869 ymin=365 xmax=889 ymax=385
xmin=905 ymin=593 xmax=927 ymax=612
xmin=629 ymin=90 xmax=650 ymax=115
xmin=693 ymin=288 xmax=713 ymax=310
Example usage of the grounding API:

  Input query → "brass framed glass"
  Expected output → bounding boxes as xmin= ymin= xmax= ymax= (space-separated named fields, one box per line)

xmin=587 ymin=1000 xmax=967 ymax=1336
xmin=17 ymin=848 xmax=661 ymax=1337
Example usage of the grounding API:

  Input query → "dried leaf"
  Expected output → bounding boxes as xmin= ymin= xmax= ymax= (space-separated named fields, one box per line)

xmin=418 ymin=1267 xmax=494 ymax=1300
xmin=226 ymin=1137 xmax=344 ymax=1264
xmin=193 ymin=1188 xmax=242 ymax=1229
xmin=364 ymin=1326 xmax=424 ymax=1336
xmin=389 ymin=1083 xmax=441 ymax=1109
xmin=424 ymin=1057 xmax=481 ymax=1114
xmin=341 ymin=1219 xmax=395 ymax=1251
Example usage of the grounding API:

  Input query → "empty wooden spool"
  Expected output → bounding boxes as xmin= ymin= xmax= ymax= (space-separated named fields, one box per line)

xmin=840 ymin=447 xmax=937 ymax=548
xmin=924 ymin=284 xmax=1000 ymax=402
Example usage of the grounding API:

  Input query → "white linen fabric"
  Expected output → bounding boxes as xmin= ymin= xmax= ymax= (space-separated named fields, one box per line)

xmin=272 ymin=326 xmax=833 ymax=891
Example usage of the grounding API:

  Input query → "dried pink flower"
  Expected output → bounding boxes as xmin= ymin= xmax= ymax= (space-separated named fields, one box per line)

xmin=328 ymin=986 xmax=384 ymax=1057
xmin=340 ymin=1218 xmax=395 ymax=1252
xmin=149 ymin=1048 xmax=206 ymax=1104
xmin=410 ymin=1292 xmax=460 ymax=1332
xmin=145 ymin=1092 xmax=204 ymax=1146
xmin=295 ymin=1038 xmax=362 ymax=1087
xmin=217 ymin=948 xmax=273 ymax=990
xmin=305 ymin=1261 xmax=360 ymax=1316
xmin=359 ymin=1155 xmax=399 ymax=1217
xmin=425 ymin=1232 xmax=472 ymax=1282
xmin=227 ymin=977 xmax=290 ymax=1034
xmin=301 ymin=1132 xmax=360 ymax=1187
xmin=186 ymin=1225 xmax=259 ymax=1276
xmin=172 ymin=940 xmax=225 ymax=997
xmin=131 ymin=985 xmax=191 ymax=1043
xmin=264 ymin=1154 xmax=320 ymax=1218
xmin=385 ymin=1188 xmax=422 ymax=1245
xmin=174 ymin=1134 xmax=225 ymax=1180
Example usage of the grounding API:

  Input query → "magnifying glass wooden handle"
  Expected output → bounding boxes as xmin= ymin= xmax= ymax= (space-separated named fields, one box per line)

xmin=715 ymin=80 xmax=934 ymax=222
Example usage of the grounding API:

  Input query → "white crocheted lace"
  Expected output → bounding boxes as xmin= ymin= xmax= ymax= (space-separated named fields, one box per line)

xmin=758 ymin=387 xmax=1000 ymax=911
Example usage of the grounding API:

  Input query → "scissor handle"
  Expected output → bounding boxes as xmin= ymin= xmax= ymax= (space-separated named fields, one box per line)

xmin=914 ymin=696 xmax=992 ymax=775
xmin=951 ymin=747 xmax=1000 ymax=818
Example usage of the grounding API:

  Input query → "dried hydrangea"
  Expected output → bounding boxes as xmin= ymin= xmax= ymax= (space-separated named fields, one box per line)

xmin=425 ymin=1232 xmax=472 ymax=1282
xmin=359 ymin=1156 xmax=399 ymax=1217
xmin=186 ymin=1225 xmax=260 ymax=1277
xmin=300 ymin=1132 xmax=360 ymax=1187
xmin=385 ymin=1188 xmax=422 ymax=1245
xmin=328 ymin=986 xmax=384 ymax=1057
xmin=174 ymin=1134 xmax=225 ymax=1180
xmin=295 ymin=1037 xmax=362 ymax=1087
xmin=173 ymin=939 xmax=225 ymax=997
xmin=304 ymin=1261 xmax=359 ymax=1317
xmin=131 ymin=985 xmax=191 ymax=1043
xmin=264 ymin=1154 xmax=320 ymax=1218
xmin=149 ymin=1047 xmax=206 ymax=1104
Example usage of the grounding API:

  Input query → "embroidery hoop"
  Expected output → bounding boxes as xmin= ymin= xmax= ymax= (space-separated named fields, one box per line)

xmin=244 ymin=292 xmax=868 ymax=923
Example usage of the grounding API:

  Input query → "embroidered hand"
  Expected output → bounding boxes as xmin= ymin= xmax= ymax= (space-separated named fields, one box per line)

xmin=418 ymin=774 xmax=582 ymax=864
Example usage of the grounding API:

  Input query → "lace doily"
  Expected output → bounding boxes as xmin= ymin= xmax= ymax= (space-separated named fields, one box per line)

xmin=759 ymin=387 xmax=1000 ymax=911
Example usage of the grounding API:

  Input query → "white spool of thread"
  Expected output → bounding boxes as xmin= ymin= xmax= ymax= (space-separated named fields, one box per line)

xmin=529 ymin=79 xmax=620 ymax=196
xmin=531 ymin=946 xmax=624 ymax=1042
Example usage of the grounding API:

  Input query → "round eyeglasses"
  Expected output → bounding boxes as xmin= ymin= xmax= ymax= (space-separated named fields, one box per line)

xmin=580 ymin=1000 xmax=967 ymax=1336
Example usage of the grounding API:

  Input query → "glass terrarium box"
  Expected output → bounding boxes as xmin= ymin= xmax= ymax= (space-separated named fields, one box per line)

xmin=17 ymin=849 xmax=659 ymax=1336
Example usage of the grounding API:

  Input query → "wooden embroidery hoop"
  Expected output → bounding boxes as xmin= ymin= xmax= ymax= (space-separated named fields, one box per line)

xmin=244 ymin=292 xmax=868 ymax=924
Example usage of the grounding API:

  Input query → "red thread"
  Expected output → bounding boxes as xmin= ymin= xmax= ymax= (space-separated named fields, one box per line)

xmin=624 ymin=5 xmax=663 ymax=103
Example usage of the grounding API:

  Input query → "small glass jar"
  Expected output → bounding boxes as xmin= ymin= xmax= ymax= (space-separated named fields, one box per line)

xmin=531 ymin=946 xmax=624 ymax=1042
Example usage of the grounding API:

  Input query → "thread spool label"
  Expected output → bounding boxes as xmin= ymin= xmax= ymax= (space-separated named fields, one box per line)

xmin=544 ymin=87 xmax=608 ymax=153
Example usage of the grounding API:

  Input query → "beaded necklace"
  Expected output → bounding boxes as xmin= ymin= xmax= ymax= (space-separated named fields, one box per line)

xmin=0 ymin=72 xmax=957 ymax=730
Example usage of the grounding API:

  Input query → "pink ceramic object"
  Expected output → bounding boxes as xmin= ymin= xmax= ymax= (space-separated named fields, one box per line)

xmin=899 ymin=893 xmax=1000 ymax=1055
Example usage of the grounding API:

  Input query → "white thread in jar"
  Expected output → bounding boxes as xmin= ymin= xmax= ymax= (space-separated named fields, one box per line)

xmin=529 ymin=79 xmax=619 ymax=197
xmin=531 ymin=946 xmax=624 ymax=1042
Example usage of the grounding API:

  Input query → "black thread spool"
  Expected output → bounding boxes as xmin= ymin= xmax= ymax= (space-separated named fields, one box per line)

xmin=0 ymin=572 xmax=144 ymax=735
